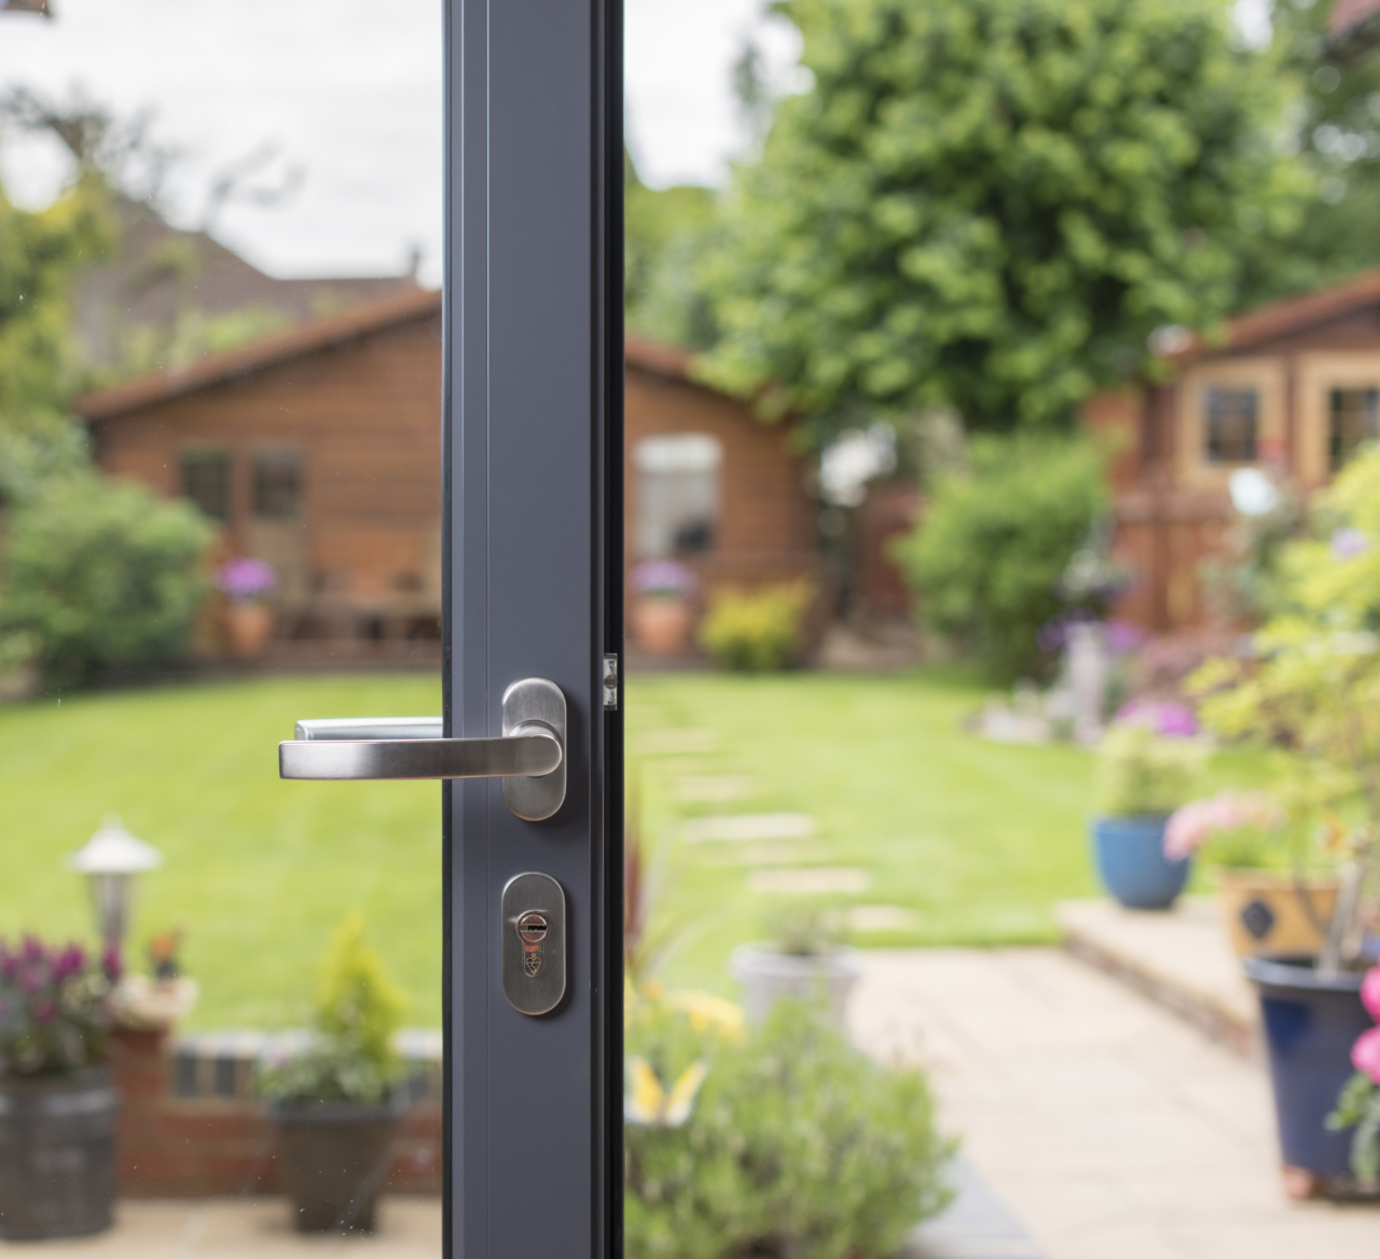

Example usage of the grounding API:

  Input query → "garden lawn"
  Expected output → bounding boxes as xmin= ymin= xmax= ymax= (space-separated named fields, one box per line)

xmin=0 ymin=675 xmax=443 ymax=1030
xmin=629 ymin=669 xmax=1264 ymax=995
xmin=0 ymin=668 xmax=1259 ymax=1026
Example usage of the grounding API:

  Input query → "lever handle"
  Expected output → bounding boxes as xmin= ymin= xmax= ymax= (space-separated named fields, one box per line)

xmin=278 ymin=677 xmax=567 ymax=821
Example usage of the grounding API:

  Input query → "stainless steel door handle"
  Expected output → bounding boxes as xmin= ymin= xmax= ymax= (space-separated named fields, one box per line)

xmin=278 ymin=677 xmax=566 ymax=821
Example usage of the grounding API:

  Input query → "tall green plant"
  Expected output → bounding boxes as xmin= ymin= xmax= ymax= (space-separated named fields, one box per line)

xmin=895 ymin=433 xmax=1106 ymax=682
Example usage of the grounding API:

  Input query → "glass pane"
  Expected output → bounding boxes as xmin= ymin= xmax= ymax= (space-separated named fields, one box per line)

xmin=0 ymin=2 xmax=442 ymax=1247
xmin=1329 ymin=386 xmax=1379 ymax=471
xmin=1204 ymin=386 xmax=1259 ymax=463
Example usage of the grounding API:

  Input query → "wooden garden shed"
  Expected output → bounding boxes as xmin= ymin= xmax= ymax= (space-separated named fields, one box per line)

xmin=74 ymin=292 xmax=819 ymax=654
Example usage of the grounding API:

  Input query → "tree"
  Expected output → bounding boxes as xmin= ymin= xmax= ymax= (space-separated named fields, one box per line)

xmin=625 ymin=151 xmax=720 ymax=350
xmin=701 ymin=0 xmax=1307 ymax=444
xmin=0 ymin=173 xmax=110 ymax=503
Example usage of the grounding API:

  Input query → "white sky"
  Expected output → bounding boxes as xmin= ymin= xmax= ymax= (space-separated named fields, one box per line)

xmin=0 ymin=0 xmax=795 ymax=284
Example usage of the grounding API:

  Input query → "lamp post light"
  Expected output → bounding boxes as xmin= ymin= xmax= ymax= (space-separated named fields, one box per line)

xmin=69 ymin=815 xmax=162 ymax=961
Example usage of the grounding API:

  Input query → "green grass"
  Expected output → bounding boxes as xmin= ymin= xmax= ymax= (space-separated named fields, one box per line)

xmin=0 ymin=668 xmax=1258 ymax=1026
xmin=0 ymin=675 xmax=442 ymax=1030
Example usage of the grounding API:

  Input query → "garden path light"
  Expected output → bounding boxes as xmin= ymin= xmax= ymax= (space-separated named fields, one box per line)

xmin=68 ymin=814 xmax=162 ymax=955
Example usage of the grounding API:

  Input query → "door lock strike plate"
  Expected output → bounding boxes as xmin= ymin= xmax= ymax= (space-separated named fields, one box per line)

xmin=602 ymin=654 xmax=619 ymax=711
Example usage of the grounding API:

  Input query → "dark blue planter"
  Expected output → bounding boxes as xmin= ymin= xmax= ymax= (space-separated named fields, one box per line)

xmin=1089 ymin=814 xmax=1189 ymax=910
xmin=1244 ymin=955 xmax=1370 ymax=1180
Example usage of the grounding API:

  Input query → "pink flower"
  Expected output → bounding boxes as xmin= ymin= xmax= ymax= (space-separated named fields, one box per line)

xmin=1353 ymin=1027 xmax=1380 ymax=1086
xmin=1362 ymin=965 xmax=1380 ymax=1023
xmin=1163 ymin=790 xmax=1283 ymax=861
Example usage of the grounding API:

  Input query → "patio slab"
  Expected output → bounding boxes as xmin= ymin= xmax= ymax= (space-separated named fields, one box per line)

xmin=849 ymin=947 xmax=1377 ymax=1259
xmin=1055 ymin=897 xmax=1257 ymax=1055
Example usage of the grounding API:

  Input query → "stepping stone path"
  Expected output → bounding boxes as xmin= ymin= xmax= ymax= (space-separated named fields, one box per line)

xmin=637 ymin=727 xmax=718 ymax=755
xmin=845 ymin=905 xmax=921 ymax=933
xmin=671 ymin=775 xmax=755 ymax=804
xmin=683 ymin=812 xmax=817 ymax=842
xmin=706 ymin=843 xmax=833 ymax=867
xmin=748 ymin=867 xmax=872 ymax=895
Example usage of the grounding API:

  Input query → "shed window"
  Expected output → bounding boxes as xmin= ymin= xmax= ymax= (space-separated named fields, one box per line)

xmin=634 ymin=434 xmax=722 ymax=559
xmin=1329 ymin=387 xmax=1379 ymax=472
xmin=253 ymin=452 xmax=301 ymax=519
xmin=181 ymin=451 xmax=230 ymax=522
xmin=1204 ymin=387 xmax=1259 ymax=463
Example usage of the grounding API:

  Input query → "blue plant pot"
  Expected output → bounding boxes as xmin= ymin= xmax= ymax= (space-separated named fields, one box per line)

xmin=1089 ymin=814 xmax=1190 ymax=910
xmin=1244 ymin=955 xmax=1370 ymax=1181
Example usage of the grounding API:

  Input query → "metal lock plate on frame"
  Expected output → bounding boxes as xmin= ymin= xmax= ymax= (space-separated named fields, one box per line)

xmin=501 ymin=872 xmax=566 ymax=1016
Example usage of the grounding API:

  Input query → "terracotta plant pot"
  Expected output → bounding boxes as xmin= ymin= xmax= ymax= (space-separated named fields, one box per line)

xmin=630 ymin=597 xmax=694 ymax=657
xmin=225 ymin=601 xmax=275 ymax=658
xmin=1216 ymin=870 xmax=1339 ymax=959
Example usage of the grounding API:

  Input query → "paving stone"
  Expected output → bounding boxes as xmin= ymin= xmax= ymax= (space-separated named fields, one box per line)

xmin=670 ymin=775 xmax=754 ymax=803
xmin=747 ymin=866 xmax=871 ymax=895
xmin=846 ymin=905 xmax=922 ymax=933
xmin=683 ymin=812 xmax=816 ymax=842
xmin=706 ymin=842 xmax=833 ymax=866
xmin=848 ymin=948 xmax=1380 ymax=1259
xmin=634 ymin=728 xmax=717 ymax=755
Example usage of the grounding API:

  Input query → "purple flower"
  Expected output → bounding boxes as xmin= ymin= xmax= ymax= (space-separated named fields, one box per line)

xmin=1115 ymin=699 xmax=1199 ymax=738
xmin=51 ymin=944 xmax=84 ymax=982
xmin=217 ymin=557 xmax=277 ymax=601
xmin=630 ymin=560 xmax=696 ymax=599
xmin=102 ymin=943 xmax=122 ymax=984
xmin=1332 ymin=528 xmax=1369 ymax=560
xmin=1105 ymin=619 xmax=1148 ymax=656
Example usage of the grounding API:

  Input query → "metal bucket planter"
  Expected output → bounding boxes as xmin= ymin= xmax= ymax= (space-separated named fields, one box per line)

xmin=1244 ymin=955 xmax=1372 ymax=1193
xmin=729 ymin=943 xmax=862 ymax=1029
xmin=1089 ymin=814 xmax=1190 ymax=910
xmin=0 ymin=1067 xmax=119 ymax=1240
xmin=272 ymin=1100 xmax=401 ymax=1233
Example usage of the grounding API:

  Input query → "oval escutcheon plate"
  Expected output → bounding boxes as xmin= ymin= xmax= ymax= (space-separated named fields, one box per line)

xmin=501 ymin=872 xmax=567 ymax=1016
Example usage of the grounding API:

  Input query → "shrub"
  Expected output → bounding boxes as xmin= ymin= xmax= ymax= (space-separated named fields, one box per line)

xmin=895 ymin=433 xmax=1107 ymax=682
xmin=1 ymin=474 xmax=215 ymax=688
xmin=698 ymin=581 xmax=812 ymax=672
xmin=1094 ymin=723 xmax=1205 ymax=818
xmin=624 ymin=994 xmax=953 ymax=1259
xmin=257 ymin=914 xmax=407 ymax=1106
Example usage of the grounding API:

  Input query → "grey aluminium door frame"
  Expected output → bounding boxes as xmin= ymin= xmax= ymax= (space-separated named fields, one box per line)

xmin=442 ymin=0 xmax=623 ymax=1254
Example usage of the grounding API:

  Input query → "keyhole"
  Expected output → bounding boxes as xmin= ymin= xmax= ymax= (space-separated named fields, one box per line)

xmin=518 ymin=912 xmax=548 ymax=944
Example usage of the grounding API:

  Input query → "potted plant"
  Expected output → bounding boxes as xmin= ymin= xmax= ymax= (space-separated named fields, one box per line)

xmin=217 ymin=557 xmax=277 ymax=658
xmin=629 ymin=559 xmax=697 ymax=657
xmin=257 ymin=915 xmax=407 ymax=1233
xmin=729 ymin=907 xmax=861 ymax=1029
xmin=1088 ymin=714 xmax=1205 ymax=910
xmin=0 ymin=936 xmax=121 ymax=1240
xmin=1185 ymin=445 xmax=1380 ymax=1193
xmin=1164 ymin=790 xmax=1338 ymax=959
xmin=1325 ymin=961 xmax=1380 ymax=1189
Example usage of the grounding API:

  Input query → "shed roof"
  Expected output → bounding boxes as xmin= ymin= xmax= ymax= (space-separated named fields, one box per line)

xmin=1168 ymin=264 xmax=1380 ymax=363
xmin=74 ymin=289 xmax=707 ymax=422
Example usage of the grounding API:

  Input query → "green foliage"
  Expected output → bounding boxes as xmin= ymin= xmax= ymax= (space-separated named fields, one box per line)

xmin=1327 ymin=1072 xmax=1380 ymax=1186
xmin=698 ymin=581 xmax=812 ymax=672
xmin=624 ymin=997 xmax=953 ymax=1259
xmin=700 ymin=0 xmax=1304 ymax=443
xmin=895 ymin=433 xmax=1107 ymax=682
xmin=257 ymin=914 xmax=406 ymax=1106
xmin=0 ymin=474 xmax=215 ymax=689
xmin=1190 ymin=448 xmax=1380 ymax=968
xmin=1094 ymin=725 xmax=1205 ymax=818
xmin=625 ymin=154 xmax=720 ymax=350
xmin=0 ymin=176 xmax=112 ymax=503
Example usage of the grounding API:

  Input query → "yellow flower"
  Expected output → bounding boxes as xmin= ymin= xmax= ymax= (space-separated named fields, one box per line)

xmin=667 ymin=991 xmax=747 ymax=1044
xmin=625 ymin=1056 xmax=709 ymax=1127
